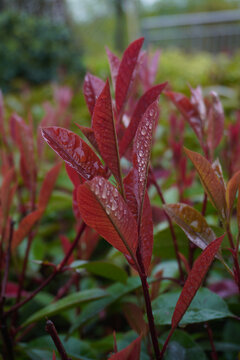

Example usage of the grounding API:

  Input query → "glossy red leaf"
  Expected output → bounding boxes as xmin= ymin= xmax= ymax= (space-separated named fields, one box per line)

xmin=41 ymin=127 xmax=106 ymax=180
xmin=92 ymin=80 xmax=122 ymax=186
xmin=83 ymin=73 xmax=105 ymax=115
xmin=12 ymin=209 xmax=44 ymax=250
xmin=119 ymin=83 xmax=167 ymax=156
xmin=80 ymin=226 xmax=99 ymax=260
xmin=212 ymin=158 xmax=225 ymax=188
xmin=171 ymin=234 xmax=225 ymax=330
xmin=163 ymin=203 xmax=216 ymax=252
xmin=190 ymin=86 xmax=206 ymax=122
xmin=77 ymin=177 xmax=138 ymax=257
xmin=226 ymin=169 xmax=240 ymax=217
xmin=124 ymin=169 xmax=153 ymax=274
xmin=65 ymin=163 xmax=83 ymax=187
xmin=109 ymin=336 xmax=141 ymax=360
xmin=60 ymin=235 xmax=74 ymax=265
xmin=38 ymin=162 xmax=62 ymax=210
xmin=106 ymin=47 xmax=120 ymax=89
xmin=207 ymin=92 xmax=224 ymax=151
xmin=166 ymin=91 xmax=203 ymax=142
xmin=184 ymin=147 xmax=226 ymax=219
xmin=133 ymin=100 xmax=159 ymax=210
xmin=75 ymin=124 xmax=99 ymax=153
xmin=115 ymin=38 xmax=144 ymax=116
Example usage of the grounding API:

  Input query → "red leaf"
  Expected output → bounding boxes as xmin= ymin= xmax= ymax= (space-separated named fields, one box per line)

xmin=5 ymin=282 xmax=29 ymax=298
xmin=54 ymin=85 xmax=73 ymax=109
xmin=119 ymin=83 xmax=167 ymax=156
xmin=60 ymin=235 xmax=74 ymax=265
xmin=109 ymin=336 xmax=141 ymax=360
xmin=38 ymin=162 xmax=62 ymax=210
xmin=139 ymin=50 xmax=161 ymax=91
xmin=123 ymin=302 xmax=148 ymax=335
xmin=11 ymin=114 xmax=36 ymax=189
xmin=12 ymin=209 xmax=44 ymax=250
xmin=72 ymin=187 xmax=82 ymax=221
xmin=132 ymin=100 xmax=159 ymax=210
xmin=75 ymin=124 xmax=100 ymax=153
xmin=65 ymin=163 xmax=83 ymax=187
xmin=190 ymin=86 xmax=206 ymax=122
xmin=163 ymin=203 xmax=217 ymax=253
xmin=166 ymin=91 xmax=203 ymax=142
xmin=124 ymin=170 xmax=153 ymax=274
xmin=92 ymin=80 xmax=122 ymax=187
xmin=1 ymin=168 xmax=16 ymax=224
xmin=52 ymin=351 xmax=56 ymax=360
xmin=41 ymin=127 xmax=106 ymax=180
xmin=171 ymin=234 xmax=225 ymax=330
xmin=80 ymin=226 xmax=99 ymax=260
xmin=212 ymin=158 xmax=225 ymax=188
xmin=106 ymin=47 xmax=120 ymax=89
xmin=226 ymin=170 xmax=240 ymax=218
xmin=139 ymin=193 xmax=153 ymax=274
xmin=184 ymin=147 xmax=226 ymax=218
xmin=77 ymin=177 xmax=138 ymax=257
xmin=207 ymin=92 xmax=224 ymax=151
xmin=83 ymin=73 xmax=105 ymax=115
xmin=115 ymin=38 xmax=144 ymax=116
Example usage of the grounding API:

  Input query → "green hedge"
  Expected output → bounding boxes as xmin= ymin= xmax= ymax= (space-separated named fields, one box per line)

xmin=0 ymin=11 xmax=85 ymax=91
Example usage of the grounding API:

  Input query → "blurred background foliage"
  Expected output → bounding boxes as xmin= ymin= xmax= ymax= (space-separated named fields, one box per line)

xmin=1 ymin=0 xmax=240 ymax=138
xmin=0 ymin=0 xmax=239 ymax=96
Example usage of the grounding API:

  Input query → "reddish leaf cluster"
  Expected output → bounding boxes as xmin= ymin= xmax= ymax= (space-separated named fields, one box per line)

xmin=0 ymin=86 xmax=71 ymax=288
xmin=42 ymin=38 xmax=167 ymax=275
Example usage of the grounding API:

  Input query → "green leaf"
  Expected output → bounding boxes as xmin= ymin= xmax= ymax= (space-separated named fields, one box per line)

xmin=71 ymin=260 xmax=128 ymax=283
xmin=153 ymin=225 xmax=189 ymax=259
xmin=20 ymin=335 xmax=97 ymax=360
xmin=152 ymin=288 xmax=233 ymax=326
xmin=159 ymin=330 xmax=207 ymax=360
xmin=22 ymin=288 xmax=107 ymax=327
xmin=223 ymin=319 xmax=240 ymax=360
xmin=69 ymin=277 xmax=154 ymax=334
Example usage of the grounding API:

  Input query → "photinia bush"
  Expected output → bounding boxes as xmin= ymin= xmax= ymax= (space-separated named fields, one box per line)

xmin=0 ymin=38 xmax=240 ymax=360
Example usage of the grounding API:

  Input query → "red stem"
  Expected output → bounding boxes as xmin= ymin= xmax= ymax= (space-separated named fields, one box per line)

xmin=0 ymin=221 xmax=15 ymax=360
xmin=45 ymin=320 xmax=71 ymax=360
xmin=140 ymin=272 xmax=161 ymax=360
xmin=136 ymin=221 xmax=160 ymax=358
xmin=205 ymin=322 xmax=218 ymax=360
